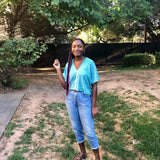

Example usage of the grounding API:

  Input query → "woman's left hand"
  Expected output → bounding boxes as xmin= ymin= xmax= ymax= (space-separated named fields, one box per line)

xmin=92 ymin=105 xmax=99 ymax=118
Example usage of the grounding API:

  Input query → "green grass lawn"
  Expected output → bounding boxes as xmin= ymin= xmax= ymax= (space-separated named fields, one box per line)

xmin=4 ymin=89 xmax=160 ymax=160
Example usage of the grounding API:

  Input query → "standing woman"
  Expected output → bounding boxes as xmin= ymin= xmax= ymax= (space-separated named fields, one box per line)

xmin=53 ymin=38 xmax=100 ymax=160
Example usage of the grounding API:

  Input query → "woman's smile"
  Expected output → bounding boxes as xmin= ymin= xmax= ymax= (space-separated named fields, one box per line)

xmin=71 ymin=40 xmax=85 ymax=57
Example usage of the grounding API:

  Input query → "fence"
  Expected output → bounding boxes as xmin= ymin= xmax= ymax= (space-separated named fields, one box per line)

xmin=33 ymin=42 xmax=160 ymax=67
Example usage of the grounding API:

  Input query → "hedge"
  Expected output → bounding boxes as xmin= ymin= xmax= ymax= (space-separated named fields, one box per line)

xmin=155 ymin=52 xmax=160 ymax=66
xmin=122 ymin=53 xmax=155 ymax=67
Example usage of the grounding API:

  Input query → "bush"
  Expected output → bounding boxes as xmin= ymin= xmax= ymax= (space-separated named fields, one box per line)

xmin=122 ymin=53 xmax=155 ymax=67
xmin=0 ymin=37 xmax=47 ymax=87
xmin=155 ymin=52 xmax=160 ymax=66
xmin=10 ymin=77 xmax=29 ymax=89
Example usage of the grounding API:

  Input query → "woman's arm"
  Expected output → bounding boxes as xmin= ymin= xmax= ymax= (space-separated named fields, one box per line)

xmin=53 ymin=59 xmax=66 ymax=89
xmin=91 ymin=82 xmax=99 ymax=118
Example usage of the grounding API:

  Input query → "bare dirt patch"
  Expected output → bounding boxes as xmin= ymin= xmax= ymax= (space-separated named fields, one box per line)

xmin=0 ymin=68 xmax=160 ymax=160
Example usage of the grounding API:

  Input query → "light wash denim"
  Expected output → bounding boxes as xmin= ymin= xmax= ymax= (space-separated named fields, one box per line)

xmin=65 ymin=90 xmax=99 ymax=149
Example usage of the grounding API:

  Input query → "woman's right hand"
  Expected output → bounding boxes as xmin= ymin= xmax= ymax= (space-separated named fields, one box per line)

xmin=53 ymin=59 xmax=66 ymax=89
xmin=53 ymin=59 xmax=60 ymax=70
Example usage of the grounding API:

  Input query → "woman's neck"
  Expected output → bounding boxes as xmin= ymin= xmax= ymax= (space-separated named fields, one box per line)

xmin=74 ymin=55 xmax=85 ymax=61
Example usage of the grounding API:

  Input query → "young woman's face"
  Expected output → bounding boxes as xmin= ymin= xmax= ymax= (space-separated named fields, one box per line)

xmin=71 ymin=40 xmax=85 ymax=57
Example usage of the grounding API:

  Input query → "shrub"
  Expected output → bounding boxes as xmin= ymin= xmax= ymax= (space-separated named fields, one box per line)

xmin=10 ymin=77 xmax=29 ymax=89
xmin=155 ymin=52 xmax=160 ymax=66
xmin=122 ymin=53 xmax=155 ymax=67
xmin=0 ymin=37 xmax=47 ymax=87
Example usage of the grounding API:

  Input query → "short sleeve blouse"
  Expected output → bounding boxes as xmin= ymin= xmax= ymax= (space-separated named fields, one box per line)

xmin=63 ymin=57 xmax=99 ymax=95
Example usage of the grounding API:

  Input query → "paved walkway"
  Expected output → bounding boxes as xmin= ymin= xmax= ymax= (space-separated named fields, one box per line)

xmin=0 ymin=92 xmax=25 ymax=138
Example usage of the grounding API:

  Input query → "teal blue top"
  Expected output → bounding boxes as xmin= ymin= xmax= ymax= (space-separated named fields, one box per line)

xmin=63 ymin=57 xmax=99 ymax=95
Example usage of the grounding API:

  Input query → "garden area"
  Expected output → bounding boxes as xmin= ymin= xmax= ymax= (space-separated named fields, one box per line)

xmin=0 ymin=0 xmax=160 ymax=160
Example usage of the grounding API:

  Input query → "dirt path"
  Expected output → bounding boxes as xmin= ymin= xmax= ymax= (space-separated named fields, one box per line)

xmin=98 ymin=69 xmax=160 ymax=99
xmin=0 ymin=68 xmax=160 ymax=160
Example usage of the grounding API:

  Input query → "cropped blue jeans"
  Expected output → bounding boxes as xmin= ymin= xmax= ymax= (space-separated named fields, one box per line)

xmin=65 ymin=90 xmax=99 ymax=149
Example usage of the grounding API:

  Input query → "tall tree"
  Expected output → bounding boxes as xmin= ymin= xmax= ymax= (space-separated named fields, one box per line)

xmin=0 ymin=0 xmax=152 ymax=43
xmin=69 ymin=0 xmax=152 ymax=43
xmin=113 ymin=0 xmax=160 ymax=43
xmin=26 ymin=0 xmax=107 ymax=32
xmin=5 ymin=0 xmax=28 ymax=38
xmin=25 ymin=0 xmax=152 ymax=42
xmin=145 ymin=0 xmax=160 ymax=42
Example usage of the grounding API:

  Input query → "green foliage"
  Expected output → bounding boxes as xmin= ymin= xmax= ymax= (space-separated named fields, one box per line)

xmin=4 ymin=122 xmax=17 ymax=138
xmin=0 ymin=0 xmax=7 ymax=16
xmin=61 ymin=143 xmax=77 ymax=159
xmin=16 ymin=127 xmax=36 ymax=145
xmin=97 ymin=91 xmax=137 ymax=159
xmin=0 ymin=37 xmax=47 ymax=86
xmin=145 ymin=0 xmax=160 ymax=42
xmin=4 ymin=122 xmax=22 ymax=138
xmin=69 ymin=0 xmax=152 ymax=42
xmin=133 ymin=122 xmax=160 ymax=157
xmin=10 ymin=77 xmax=29 ymax=89
xmin=72 ymin=24 xmax=123 ymax=43
xmin=26 ymin=0 xmax=152 ymax=33
xmin=8 ymin=154 xmax=26 ymax=160
xmin=110 ymin=0 xmax=152 ymax=23
xmin=97 ymin=90 xmax=160 ymax=159
xmin=122 ymin=53 xmax=155 ymax=67
xmin=26 ymin=0 xmax=106 ymax=29
xmin=1 ymin=0 xmax=153 ymax=43
xmin=6 ymin=122 xmax=17 ymax=131
xmin=155 ymin=52 xmax=160 ymax=66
